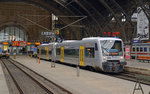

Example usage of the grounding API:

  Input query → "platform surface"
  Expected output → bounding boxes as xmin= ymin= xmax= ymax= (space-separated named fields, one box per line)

xmin=8 ymin=56 xmax=150 ymax=94
xmin=0 ymin=61 xmax=10 ymax=94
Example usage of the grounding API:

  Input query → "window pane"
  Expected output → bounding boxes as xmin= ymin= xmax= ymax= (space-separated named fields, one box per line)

xmin=144 ymin=47 xmax=147 ymax=52
xmin=64 ymin=49 xmax=79 ymax=58
xmin=132 ymin=47 xmax=135 ymax=52
xmin=95 ymin=43 xmax=98 ymax=51
xmin=137 ymin=47 xmax=139 ymax=52
xmin=56 ymin=48 xmax=60 ymax=55
xmin=0 ymin=26 xmax=26 ymax=42
xmin=85 ymin=48 xmax=95 ymax=58
xmin=140 ymin=47 xmax=143 ymax=52
xmin=15 ymin=27 xmax=19 ymax=41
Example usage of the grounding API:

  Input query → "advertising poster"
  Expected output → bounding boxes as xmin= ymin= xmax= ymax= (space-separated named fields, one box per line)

xmin=12 ymin=41 xmax=27 ymax=46
xmin=137 ymin=8 xmax=149 ymax=40
xmin=31 ymin=46 xmax=34 ymax=51
xmin=4 ymin=45 xmax=8 ymax=51
xmin=125 ymin=46 xmax=130 ymax=59
xmin=27 ymin=46 xmax=30 ymax=51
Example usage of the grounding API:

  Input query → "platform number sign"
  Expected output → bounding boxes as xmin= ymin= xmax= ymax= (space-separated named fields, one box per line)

xmin=61 ymin=47 xmax=64 ymax=62
xmin=80 ymin=46 xmax=84 ymax=66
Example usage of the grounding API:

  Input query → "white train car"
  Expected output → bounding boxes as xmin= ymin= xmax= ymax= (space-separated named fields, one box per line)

xmin=37 ymin=43 xmax=54 ymax=60
xmin=131 ymin=43 xmax=150 ymax=60
xmin=38 ymin=37 xmax=127 ymax=72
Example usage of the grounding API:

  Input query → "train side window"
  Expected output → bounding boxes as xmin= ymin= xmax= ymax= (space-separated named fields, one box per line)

xmin=49 ymin=51 xmax=52 ymax=55
xmin=132 ymin=47 xmax=135 ymax=52
xmin=95 ymin=43 xmax=98 ymax=51
xmin=64 ymin=49 xmax=79 ymax=58
xmin=144 ymin=47 xmax=147 ymax=52
xmin=140 ymin=47 xmax=143 ymax=52
xmin=41 ymin=49 xmax=43 ymax=54
xmin=137 ymin=47 xmax=139 ymax=52
xmin=37 ymin=49 xmax=39 ymax=54
xmin=56 ymin=48 xmax=60 ymax=55
xmin=85 ymin=48 xmax=95 ymax=58
xmin=42 ymin=49 xmax=46 ymax=55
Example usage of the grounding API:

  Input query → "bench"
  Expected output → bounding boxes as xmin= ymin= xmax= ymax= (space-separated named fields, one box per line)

xmin=133 ymin=74 xmax=150 ymax=94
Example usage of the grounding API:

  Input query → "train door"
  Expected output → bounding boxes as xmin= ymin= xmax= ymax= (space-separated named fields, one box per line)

xmin=52 ymin=44 xmax=56 ymax=61
xmin=61 ymin=47 xmax=64 ymax=62
xmin=39 ymin=48 xmax=41 ymax=58
xmin=46 ymin=47 xmax=49 ymax=60
xmin=79 ymin=46 xmax=84 ymax=66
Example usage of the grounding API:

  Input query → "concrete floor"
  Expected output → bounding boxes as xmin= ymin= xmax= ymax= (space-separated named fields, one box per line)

xmin=8 ymin=56 xmax=150 ymax=94
xmin=0 ymin=60 xmax=9 ymax=94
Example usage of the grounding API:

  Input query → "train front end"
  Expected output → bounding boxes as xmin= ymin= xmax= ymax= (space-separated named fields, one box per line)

xmin=100 ymin=39 xmax=126 ymax=72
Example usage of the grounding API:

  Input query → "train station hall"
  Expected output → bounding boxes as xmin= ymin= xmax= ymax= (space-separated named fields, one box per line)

xmin=0 ymin=0 xmax=150 ymax=94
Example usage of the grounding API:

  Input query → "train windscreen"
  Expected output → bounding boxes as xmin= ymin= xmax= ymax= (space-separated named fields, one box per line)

xmin=100 ymin=40 xmax=123 ymax=56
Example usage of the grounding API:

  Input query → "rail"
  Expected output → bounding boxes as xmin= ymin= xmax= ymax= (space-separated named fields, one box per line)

xmin=1 ymin=58 xmax=72 ymax=94
xmin=9 ymin=58 xmax=72 ymax=94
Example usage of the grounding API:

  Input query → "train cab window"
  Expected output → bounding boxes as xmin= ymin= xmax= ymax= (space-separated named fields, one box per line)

xmin=95 ymin=43 xmax=98 ymax=51
xmin=137 ymin=47 xmax=139 ymax=52
xmin=144 ymin=47 xmax=147 ymax=52
xmin=140 ymin=47 xmax=143 ymax=52
xmin=56 ymin=48 xmax=60 ymax=55
xmin=85 ymin=48 xmax=95 ymax=58
xmin=132 ymin=47 xmax=135 ymax=52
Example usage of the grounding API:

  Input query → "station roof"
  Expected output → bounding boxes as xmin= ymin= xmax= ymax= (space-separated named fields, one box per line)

xmin=1 ymin=0 xmax=148 ymax=27
xmin=0 ymin=0 xmax=149 ymax=42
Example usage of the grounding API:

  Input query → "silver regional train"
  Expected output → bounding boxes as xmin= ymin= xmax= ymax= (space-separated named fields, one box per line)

xmin=37 ymin=37 xmax=127 ymax=72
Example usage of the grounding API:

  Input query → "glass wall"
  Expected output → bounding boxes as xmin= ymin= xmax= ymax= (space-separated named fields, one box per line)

xmin=0 ymin=26 xmax=27 ymax=55
xmin=0 ymin=26 xmax=27 ymax=42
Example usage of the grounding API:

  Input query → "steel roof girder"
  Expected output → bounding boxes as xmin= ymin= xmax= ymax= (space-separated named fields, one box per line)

xmin=98 ymin=0 xmax=127 ymax=41
xmin=73 ymin=0 xmax=104 ymax=33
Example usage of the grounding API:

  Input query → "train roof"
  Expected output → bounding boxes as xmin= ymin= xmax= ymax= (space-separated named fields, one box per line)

xmin=82 ymin=37 xmax=121 ymax=41
xmin=62 ymin=40 xmax=80 ymax=43
xmin=38 ymin=37 xmax=122 ymax=47
xmin=132 ymin=43 xmax=150 ymax=46
xmin=38 ymin=42 xmax=55 ymax=47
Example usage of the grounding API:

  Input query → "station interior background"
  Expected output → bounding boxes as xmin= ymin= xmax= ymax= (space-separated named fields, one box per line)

xmin=0 ymin=1 xmax=149 ymax=55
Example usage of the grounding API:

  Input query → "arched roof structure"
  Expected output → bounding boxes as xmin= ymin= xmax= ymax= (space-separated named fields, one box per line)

xmin=0 ymin=0 xmax=149 ymax=42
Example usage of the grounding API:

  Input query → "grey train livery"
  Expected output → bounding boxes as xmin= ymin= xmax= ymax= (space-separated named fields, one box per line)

xmin=37 ymin=37 xmax=126 ymax=72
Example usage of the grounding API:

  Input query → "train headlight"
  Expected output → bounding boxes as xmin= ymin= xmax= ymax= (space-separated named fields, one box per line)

xmin=103 ymin=56 xmax=107 ymax=60
xmin=120 ymin=56 xmax=124 ymax=60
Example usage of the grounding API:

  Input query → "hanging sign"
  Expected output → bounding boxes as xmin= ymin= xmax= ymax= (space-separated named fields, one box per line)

xmin=12 ymin=41 xmax=27 ymax=46
xmin=3 ymin=42 xmax=8 ymax=45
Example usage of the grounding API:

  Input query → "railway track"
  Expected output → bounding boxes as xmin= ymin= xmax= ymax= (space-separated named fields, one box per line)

xmin=54 ymin=60 xmax=150 ymax=86
xmin=1 ymin=58 xmax=72 ymax=94
xmin=107 ymin=72 xmax=150 ymax=86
